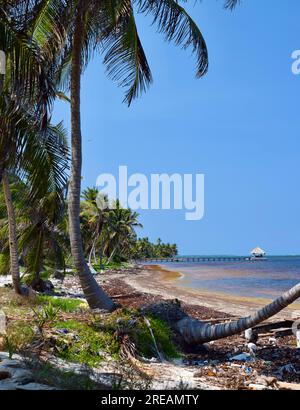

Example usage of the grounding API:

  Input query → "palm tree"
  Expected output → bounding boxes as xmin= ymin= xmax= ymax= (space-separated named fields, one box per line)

xmin=26 ymin=0 xmax=212 ymax=309
xmin=0 ymin=111 xmax=69 ymax=294
xmin=177 ymin=283 xmax=300 ymax=344
xmin=0 ymin=1 xmax=70 ymax=294
xmin=80 ymin=188 xmax=110 ymax=268
xmin=0 ymin=2 xmax=58 ymax=164
xmin=22 ymin=0 xmax=240 ymax=309
xmin=1 ymin=172 xmax=22 ymax=293
xmin=0 ymin=178 xmax=69 ymax=291
xmin=102 ymin=200 xmax=142 ymax=263
xmin=18 ymin=188 xmax=69 ymax=290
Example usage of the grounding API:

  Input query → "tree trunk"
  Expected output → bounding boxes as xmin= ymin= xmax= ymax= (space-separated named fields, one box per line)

xmin=177 ymin=283 xmax=300 ymax=344
xmin=68 ymin=5 xmax=114 ymax=311
xmin=30 ymin=230 xmax=43 ymax=289
xmin=2 ymin=172 xmax=22 ymax=295
xmin=88 ymin=240 xmax=95 ymax=268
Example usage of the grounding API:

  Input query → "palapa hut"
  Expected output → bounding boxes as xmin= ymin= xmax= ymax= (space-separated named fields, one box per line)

xmin=250 ymin=247 xmax=266 ymax=259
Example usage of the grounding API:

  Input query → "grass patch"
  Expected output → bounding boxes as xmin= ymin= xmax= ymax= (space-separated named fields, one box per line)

xmin=52 ymin=319 xmax=119 ymax=367
xmin=0 ymin=287 xmax=37 ymax=316
xmin=0 ymin=287 xmax=180 ymax=376
xmin=4 ymin=320 xmax=35 ymax=357
xmin=37 ymin=295 xmax=87 ymax=312
xmin=92 ymin=260 xmax=132 ymax=271
xmin=95 ymin=308 xmax=180 ymax=360
xmin=134 ymin=316 xmax=180 ymax=359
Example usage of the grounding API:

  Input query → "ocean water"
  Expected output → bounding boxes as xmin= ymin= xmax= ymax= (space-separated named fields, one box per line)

xmin=159 ymin=256 xmax=300 ymax=299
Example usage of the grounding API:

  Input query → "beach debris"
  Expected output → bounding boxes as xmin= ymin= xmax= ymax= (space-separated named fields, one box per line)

xmin=171 ymin=358 xmax=184 ymax=366
xmin=0 ymin=371 xmax=11 ymax=380
xmin=56 ymin=328 xmax=69 ymax=335
xmin=112 ymin=292 xmax=142 ymax=300
xmin=245 ymin=328 xmax=258 ymax=343
xmin=276 ymin=364 xmax=297 ymax=379
xmin=141 ymin=300 xmax=187 ymax=327
xmin=230 ymin=353 xmax=252 ymax=362
xmin=271 ymin=327 xmax=293 ymax=338
xmin=247 ymin=343 xmax=258 ymax=358
xmin=255 ymin=375 xmax=277 ymax=387
xmin=253 ymin=320 xmax=295 ymax=339
xmin=243 ymin=366 xmax=252 ymax=374
xmin=248 ymin=383 xmax=270 ymax=391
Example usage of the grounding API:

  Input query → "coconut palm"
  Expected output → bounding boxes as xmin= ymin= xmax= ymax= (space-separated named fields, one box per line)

xmin=102 ymin=200 xmax=142 ymax=263
xmin=25 ymin=0 xmax=215 ymax=309
xmin=0 ymin=3 xmax=58 ymax=141
xmin=17 ymin=188 xmax=69 ymax=290
xmin=15 ymin=0 xmax=241 ymax=309
xmin=1 ymin=172 xmax=22 ymax=293
xmin=80 ymin=188 xmax=110 ymax=268
xmin=0 ymin=177 xmax=69 ymax=291
xmin=0 ymin=108 xmax=69 ymax=294
xmin=0 ymin=1 xmax=70 ymax=294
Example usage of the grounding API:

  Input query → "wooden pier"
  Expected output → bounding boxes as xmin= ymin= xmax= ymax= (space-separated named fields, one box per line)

xmin=141 ymin=256 xmax=251 ymax=263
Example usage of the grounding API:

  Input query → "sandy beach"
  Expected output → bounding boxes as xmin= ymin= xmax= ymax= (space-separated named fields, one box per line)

xmin=122 ymin=265 xmax=300 ymax=320
xmin=1 ymin=265 xmax=299 ymax=320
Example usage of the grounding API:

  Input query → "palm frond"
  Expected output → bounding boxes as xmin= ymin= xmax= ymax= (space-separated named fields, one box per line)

xmin=17 ymin=119 xmax=70 ymax=200
xmin=99 ymin=0 xmax=153 ymax=105
xmin=136 ymin=0 xmax=208 ymax=79
xmin=224 ymin=0 xmax=241 ymax=10
xmin=0 ymin=7 xmax=55 ymax=115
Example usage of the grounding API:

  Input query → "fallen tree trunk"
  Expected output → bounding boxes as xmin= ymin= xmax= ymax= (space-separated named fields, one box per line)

xmin=177 ymin=283 xmax=300 ymax=344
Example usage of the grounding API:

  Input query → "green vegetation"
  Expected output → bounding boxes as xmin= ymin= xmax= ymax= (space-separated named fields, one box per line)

xmin=81 ymin=188 xmax=177 ymax=266
xmin=0 ymin=0 xmax=244 ymax=389
xmin=131 ymin=237 xmax=178 ymax=260
xmin=95 ymin=308 xmax=180 ymax=360
xmin=132 ymin=317 xmax=180 ymax=359
xmin=0 ymin=183 xmax=178 ymax=291
xmin=51 ymin=309 xmax=180 ymax=367
xmin=36 ymin=296 xmax=87 ymax=313
xmin=52 ymin=319 xmax=119 ymax=367
xmin=0 ymin=287 xmax=179 ymax=371
xmin=4 ymin=320 xmax=35 ymax=357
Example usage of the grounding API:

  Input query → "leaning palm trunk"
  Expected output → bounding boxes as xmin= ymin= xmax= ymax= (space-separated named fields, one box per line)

xmin=177 ymin=283 xmax=300 ymax=344
xmin=108 ymin=246 xmax=117 ymax=264
xmin=88 ymin=241 xmax=95 ymax=268
xmin=68 ymin=5 xmax=114 ymax=311
xmin=2 ymin=172 xmax=22 ymax=294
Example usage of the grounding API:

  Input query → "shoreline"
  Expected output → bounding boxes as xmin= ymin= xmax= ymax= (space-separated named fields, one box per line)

xmin=1 ymin=264 xmax=299 ymax=320
xmin=122 ymin=264 xmax=300 ymax=320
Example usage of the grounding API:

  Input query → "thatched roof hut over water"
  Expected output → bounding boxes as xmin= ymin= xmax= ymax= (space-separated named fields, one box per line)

xmin=251 ymin=247 xmax=266 ymax=258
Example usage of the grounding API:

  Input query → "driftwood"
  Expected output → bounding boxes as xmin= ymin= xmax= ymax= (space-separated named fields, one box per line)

xmin=112 ymin=293 xmax=142 ymax=300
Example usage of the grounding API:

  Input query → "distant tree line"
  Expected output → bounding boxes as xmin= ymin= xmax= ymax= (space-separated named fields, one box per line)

xmin=131 ymin=238 xmax=178 ymax=260
xmin=80 ymin=188 xmax=178 ymax=264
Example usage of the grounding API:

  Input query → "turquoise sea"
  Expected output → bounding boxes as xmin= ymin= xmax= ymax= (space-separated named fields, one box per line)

xmin=158 ymin=256 xmax=300 ymax=299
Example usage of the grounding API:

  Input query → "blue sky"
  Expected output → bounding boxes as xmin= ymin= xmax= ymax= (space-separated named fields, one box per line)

xmin=53 ymin=0 xmax=300 ymax=256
